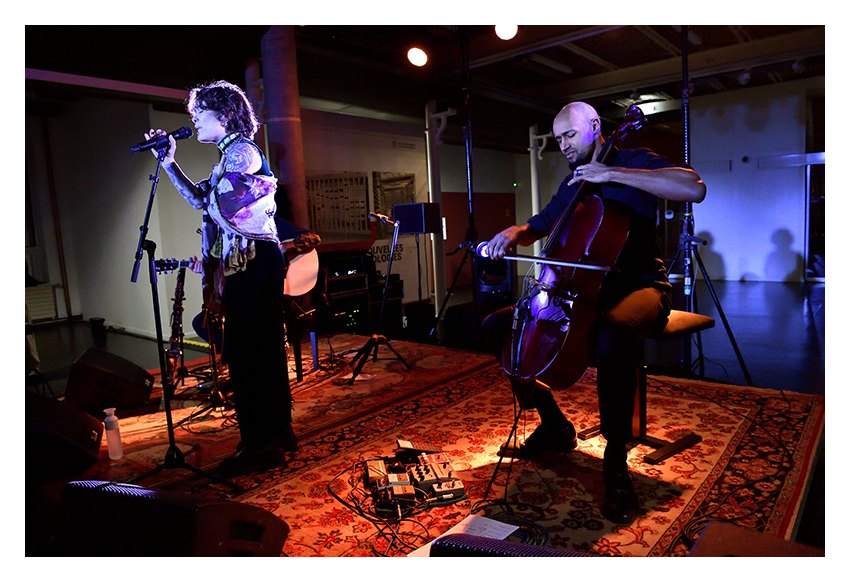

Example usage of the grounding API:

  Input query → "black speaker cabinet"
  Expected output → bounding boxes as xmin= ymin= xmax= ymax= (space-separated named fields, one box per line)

xmin=64 ymin=348 xmax=156 ymax=418
xmin=26 ymin=392 xmax=104 ymax=482
xmin=56 ymin=481 xmax=290 ymax=557
xmin=393 ymin=202 xmax=442 ymax=235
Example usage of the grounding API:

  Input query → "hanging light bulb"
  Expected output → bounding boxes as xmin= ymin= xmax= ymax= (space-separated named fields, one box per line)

xmin=495 ymin=25 xmax=518 ymax=40
xmin=408 ymin=47 xmax=428 ymax=67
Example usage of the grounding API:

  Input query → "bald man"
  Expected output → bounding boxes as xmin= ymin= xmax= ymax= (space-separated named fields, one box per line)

xmin=483 ymin=102 xmax=705 ymax=524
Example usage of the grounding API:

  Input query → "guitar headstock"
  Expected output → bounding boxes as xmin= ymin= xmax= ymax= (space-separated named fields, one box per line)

xmin=155 ymin=258 xmax=190 ymax=274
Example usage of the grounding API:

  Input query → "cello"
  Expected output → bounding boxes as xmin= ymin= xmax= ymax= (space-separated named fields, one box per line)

xmin=488 ymin=106 xmax=648 ymax=390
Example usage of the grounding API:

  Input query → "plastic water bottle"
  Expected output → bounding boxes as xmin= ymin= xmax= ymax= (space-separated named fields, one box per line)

xmin=103 ymin=408 xmax=123 ymax=460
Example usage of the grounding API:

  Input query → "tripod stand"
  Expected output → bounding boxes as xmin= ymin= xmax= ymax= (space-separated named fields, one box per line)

xmin=176 ymin=308 xmax=230 ymax=429
xmin=667 ymin=231 xmax=753 ymax=386
xmin=129 ymin=147 xmax=239 ymax=491
xmin=428 ymin=26 xmax=484 ymax=340
xmin=347 ymin=214 xmax=411 ymax=384
xmin=668 ymin=26 xmax=753 ymax=386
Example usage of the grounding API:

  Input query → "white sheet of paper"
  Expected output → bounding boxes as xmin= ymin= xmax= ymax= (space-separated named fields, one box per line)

xmin=407 ymin=515 xmax=519 ymax=557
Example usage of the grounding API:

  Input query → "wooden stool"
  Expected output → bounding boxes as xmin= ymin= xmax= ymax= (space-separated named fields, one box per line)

xmin=578 ymin=309 xmax=715 ymax=464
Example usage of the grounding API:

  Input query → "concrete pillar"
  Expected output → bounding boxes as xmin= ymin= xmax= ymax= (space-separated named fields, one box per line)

xmin=244 ymin=57 xmax=266 ymax=155
xmin=260 ymin=26 xmax=308 ymax=228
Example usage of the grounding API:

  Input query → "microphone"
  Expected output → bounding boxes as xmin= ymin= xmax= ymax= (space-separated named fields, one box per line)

xmin=131 ymin=127 xmax=193 ymax=152
xmin=369 ymin=212 xmax=399 ymax=226
xmin=475 ymin=241 xmax=491 ymax=258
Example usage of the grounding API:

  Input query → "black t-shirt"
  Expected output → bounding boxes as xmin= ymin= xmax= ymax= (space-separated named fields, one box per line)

xmin=528 ymin=146 xmax=680 ymax=309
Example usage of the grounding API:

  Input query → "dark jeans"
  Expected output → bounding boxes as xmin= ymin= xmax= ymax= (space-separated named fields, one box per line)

xmin=482 ymin=286 xmax=671 ymax=444
xmin=223 ymin=240 xmax=292 ymax=448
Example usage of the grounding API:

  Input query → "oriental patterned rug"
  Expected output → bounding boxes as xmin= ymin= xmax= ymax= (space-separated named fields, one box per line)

xmin=78 ymin=334 xmax=824 ymax=557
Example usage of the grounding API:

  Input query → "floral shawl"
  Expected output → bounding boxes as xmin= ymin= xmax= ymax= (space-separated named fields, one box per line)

xmin=197 ymin=135 xmax=279 ymax=308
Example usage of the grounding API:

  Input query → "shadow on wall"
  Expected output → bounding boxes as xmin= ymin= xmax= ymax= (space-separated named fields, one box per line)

xmin=693 ymin=231 xmax=726 ymax=281
xmin=765 ymin=228 xmax=805 ymax=283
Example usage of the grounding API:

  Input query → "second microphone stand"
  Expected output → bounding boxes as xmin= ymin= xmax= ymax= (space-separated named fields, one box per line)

xmin=347 ymin=215 xmax=411 ymax=384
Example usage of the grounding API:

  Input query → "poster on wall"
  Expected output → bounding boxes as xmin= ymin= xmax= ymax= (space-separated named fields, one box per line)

xmin=367 ymin=235 xmax=430 ymax=305
xmin=372 ymin=172 xmax=416 ymax=240
xmin=368 ymin=171 xmax=431 ymax=304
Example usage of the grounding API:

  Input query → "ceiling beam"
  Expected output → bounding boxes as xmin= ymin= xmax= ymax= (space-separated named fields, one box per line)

xmin=25 ymin=68 xmax=188 ymax=101
xmin=558 ymin=42 xmax=618 ymax=71
xmin=536 ymin=27 xmax=825 ymax=103
xmin=635 ymin=25 xmax=681 ymax=57
xmin=457 ymin=25 xmax=624 ymax=72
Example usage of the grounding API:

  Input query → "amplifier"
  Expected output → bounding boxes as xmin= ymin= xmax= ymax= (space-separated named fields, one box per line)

xmin=393 ymin=203 xmax=441 ymax=235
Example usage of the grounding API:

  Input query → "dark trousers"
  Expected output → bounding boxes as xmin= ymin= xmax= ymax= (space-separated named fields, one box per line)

xmin=223 ymin=240 xmax=292 ymax=448
xmin=483 ymin=286 xmax=671 ymax=444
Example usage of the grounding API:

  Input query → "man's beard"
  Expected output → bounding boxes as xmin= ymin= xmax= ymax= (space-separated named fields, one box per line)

xmin=568 ymin=149 xmax=594 ymax=171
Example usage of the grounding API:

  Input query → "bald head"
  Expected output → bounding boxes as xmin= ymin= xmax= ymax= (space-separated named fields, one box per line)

xmin=553 ymin=102 xmax=602 ymax=169
xmin=554 ymin=102 xmax=601 ymax=137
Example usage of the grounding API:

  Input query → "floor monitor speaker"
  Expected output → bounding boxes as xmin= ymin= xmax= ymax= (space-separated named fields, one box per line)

xmin=56 ymin=480 xmax=290 ymax=556
xmin=64 ymin=348 xmax=156 ymax=417
xmin=25 ymin=392 xmax=104 ymax=482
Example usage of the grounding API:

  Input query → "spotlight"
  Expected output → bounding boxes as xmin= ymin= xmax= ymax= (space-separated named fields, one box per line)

xmin=408 ymin=47 xmax=428 ymax=67
xmin=495 ymin=25 xmax=518 ymax=41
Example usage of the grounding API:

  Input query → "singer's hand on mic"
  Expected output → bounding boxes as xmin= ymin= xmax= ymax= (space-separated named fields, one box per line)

xmin=144 ymin=129 xmax=176 ymax=164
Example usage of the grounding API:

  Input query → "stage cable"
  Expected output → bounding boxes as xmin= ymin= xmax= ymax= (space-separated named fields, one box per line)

xmin=467 ymin=396 xmax=554 ymax=543
xmin=648 ymin=374 xmax=799 ymax=550
xmin=326 ymin=456 xmax=456 ymax=556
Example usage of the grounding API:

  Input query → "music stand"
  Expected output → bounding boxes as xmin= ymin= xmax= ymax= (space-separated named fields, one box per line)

xmin=346 ymin=214 xmax=411 ymax=384
xmin=129 ymin=146 xmax=239 ymax=492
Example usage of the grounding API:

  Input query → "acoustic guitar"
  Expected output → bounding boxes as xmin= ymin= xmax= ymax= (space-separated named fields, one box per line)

xmin=282 ymin=247 xmax=319 ymax=297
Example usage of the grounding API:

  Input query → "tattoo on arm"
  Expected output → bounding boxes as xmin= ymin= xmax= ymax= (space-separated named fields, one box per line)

xmin=163 ymin=162 xmax=204 ymax=209
xmin=223 ymin=143 xmax=260 ymax=174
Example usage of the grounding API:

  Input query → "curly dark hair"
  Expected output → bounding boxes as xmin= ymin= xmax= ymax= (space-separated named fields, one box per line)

xmin=186 ymin=80 xmax=259 ymax=140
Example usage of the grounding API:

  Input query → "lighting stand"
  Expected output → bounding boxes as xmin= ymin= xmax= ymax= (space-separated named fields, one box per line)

xmin=347 ymin=216 xmax=411 ymax=385
xmin=129 ymin=147 xmax=240 ymax=491
xmin=667 ymin=26 xmax=752 ymax=386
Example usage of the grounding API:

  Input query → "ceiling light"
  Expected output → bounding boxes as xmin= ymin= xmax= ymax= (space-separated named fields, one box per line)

xmin=408 ymin=47 xmax=428 ymax=67
xmin=495 ymin=25 xmax=518 ymax=41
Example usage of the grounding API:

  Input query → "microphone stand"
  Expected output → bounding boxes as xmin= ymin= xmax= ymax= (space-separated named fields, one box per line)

xmin=346 ymin=215 xmax=411 ymax=385
xmin=666 ymin=26 xmax=752 ymax=386
xmin=429 ymin=27 xmax=480 ymax=340
xmin=129 ymin=146 xmax=240 ymax=491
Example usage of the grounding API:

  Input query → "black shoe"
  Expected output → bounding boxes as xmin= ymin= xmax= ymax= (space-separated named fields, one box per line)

xmin=218 ymin=440 xmax=287 ymax=477
xmin=602 ymin=462 xmax=639 ymax=524
xmin=279 ymin=424 xmax=299 ymax=452
xmin=499 ymin=422 xmax=577 ymax=458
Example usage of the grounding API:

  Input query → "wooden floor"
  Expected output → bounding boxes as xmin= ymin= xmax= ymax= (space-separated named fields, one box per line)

xmin=26 ymin=279 xmax=825 ymax=550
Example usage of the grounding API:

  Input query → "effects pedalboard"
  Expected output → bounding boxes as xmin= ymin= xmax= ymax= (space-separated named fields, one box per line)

xmin=363 ymin=440 xmax=466 ymax=516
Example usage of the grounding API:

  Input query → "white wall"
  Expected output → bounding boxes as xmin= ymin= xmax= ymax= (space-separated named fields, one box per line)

xmin=27 ymin=97 xmax=248 ymax=337
xmin=689 ymin=78 xmax=822 ymax=282
xmin=439 ymin=143 xmax=518 ymax=195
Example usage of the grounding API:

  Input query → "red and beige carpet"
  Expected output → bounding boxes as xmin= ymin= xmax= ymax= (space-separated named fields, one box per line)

xmin=78 ymin=333 xmax=824 ymax=557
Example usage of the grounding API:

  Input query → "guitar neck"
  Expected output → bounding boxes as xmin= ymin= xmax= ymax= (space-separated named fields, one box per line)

xmin=155 ymin=259 xmax=193 ymax=273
